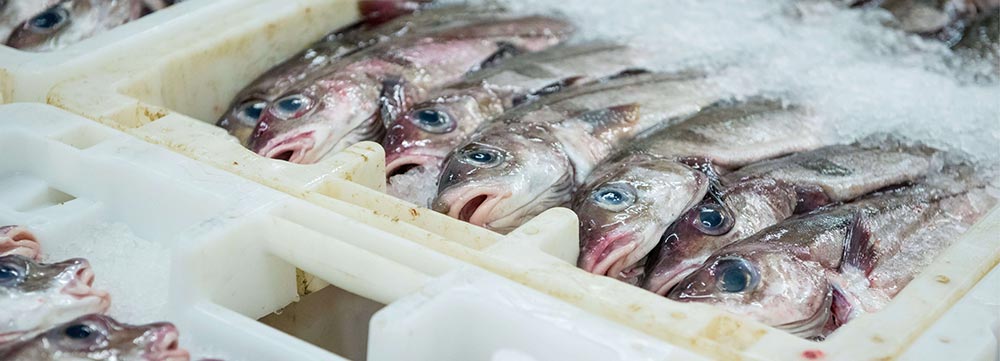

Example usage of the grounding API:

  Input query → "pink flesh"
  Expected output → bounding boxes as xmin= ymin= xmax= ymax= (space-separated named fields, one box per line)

xmin=579 ymin=232 xmax=637 ymax=276
xmin=257 ymin=131 xmax=317 ymax=163
xmin=147 ymin=324 xmax=190 ymax=361
xmin=445 ymin=191 xmax=509 ymax=227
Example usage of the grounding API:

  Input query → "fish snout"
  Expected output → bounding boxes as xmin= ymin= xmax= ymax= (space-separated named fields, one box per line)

xmin=433 ymin=189 xmax=509 ymax=227
xmin=59 ymin=258 xmax=111 ymax=310
xmin=253 ymin=129 xmax=317 ymax=163
xmin=578 ymin=231 xmax=638 ymax=277
xmin=386 ymin=153 xmax=444 ymax=178
xmin=145 ymin=323 xmax=190 ymax=361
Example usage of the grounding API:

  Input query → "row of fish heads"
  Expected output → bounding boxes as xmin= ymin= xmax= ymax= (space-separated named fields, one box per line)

xmin=0 ymin=226 xmax=194 ymax=360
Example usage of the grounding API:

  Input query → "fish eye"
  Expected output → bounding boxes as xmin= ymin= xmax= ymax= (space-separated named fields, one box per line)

xmin=591 ymin=183 xmax=636 ymax=211
xmin=235 ymin=100 xmax=267 ymax=126
xmin=0 ymin=259 xmax=24 ymax=286
xmin=693 ymin=203 xmax=732 ymax=236
xmin=64 ymin=324 xmax=95 ymax=340
xmin=270 ymin=94 xmax=312 ymax=119
xmin=458 ymin=146 xmax=503 ymax=168
xmin=28 ymin=7 xmax=70 ymax=34
xmin=714 ymin=257 xmax=758 ymax=293
xmin=409 ymin=108 xmax=454 ymax=134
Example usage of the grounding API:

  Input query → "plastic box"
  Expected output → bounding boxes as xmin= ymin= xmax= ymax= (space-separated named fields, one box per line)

xmin=28 ymin=0 xmax=1000 ymax=360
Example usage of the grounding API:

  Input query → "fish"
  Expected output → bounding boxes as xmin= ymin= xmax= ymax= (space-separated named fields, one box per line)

xmin=643 ymin=143 xmax=934 ymax=295
xmin=0 ymin=0 xmax=61 ymax=42
xmin=0 ymin=226 xmax=39 ymax=261
xmin=244 ymin=13 xmax=573 ymax=163
xmin=383 ymin=42 xmax=647 ymax=178
xmin=0 ymin=255 xmax=110 ymax=343
xmin=667 ymin=172 xmax=995 ymax=338
xmin=6 ymin=0 xmax=145 ymax=52
xmin=575 ymin=99 xmax=829 ymax=284
xmin=432 ymin=71 xmax=727 ymax=233
xmin=217 ymin=4 xmax=501 ymax=145
xmin=0 ymin=314 xmax=189 ymax=361
xmin=849 ymin=0 xmax=1000 ymax=45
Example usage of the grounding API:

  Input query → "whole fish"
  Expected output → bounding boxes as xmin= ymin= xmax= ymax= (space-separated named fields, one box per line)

xmin=0 ymin=226 xmax=39 ymax=261
xmin=432 ymin=72 xmax=727 ymax=233
xmin=217 ymin=4 xmax=501 ymax=145
xmin=0 ymin=314 xmax=189 ymax=361
xmin=0 ymin=0 xmax=61 ymax=42
xmin=6 ymin=0 xmax=145 ymax=52
xmin=0 ymin=255 xmax=110 ymax=343
xmin=384 ymin=42 xmax=647 ymax=177
xmin=575 ymin=99 xmax=828 ymax=284
xmin=643 ymin=144 xmax=933 ymax=295
xmin=667 ymin=176 xmax=994 ymax=338
xmin=245 ymin=14 xmax=573 ymax=163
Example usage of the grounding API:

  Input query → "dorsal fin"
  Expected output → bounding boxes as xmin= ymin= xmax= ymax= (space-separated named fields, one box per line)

xmin=793 ymin=184 xmax=834 ymax=214
xmin=511 ymin=76 xmax=589 ymax=107
xmin=379 ymin=76 xmax=411 ymax=127
xmin=476 ymin=41 xmax=524 ymax=71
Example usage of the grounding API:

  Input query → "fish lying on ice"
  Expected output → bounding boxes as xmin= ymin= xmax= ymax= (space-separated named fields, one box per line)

xmin=0 ymin=314 xmax=189 ymax=361
xmin=384 ymin=42 xmax=647 ymax=178
xmin=433 ymin=71 xmax=727 ymax=233
xmin=0 ymin=255 xmax=110 ymax=343
xmin=643 ymin=143 xmax=934 ymax=294
xmin=575 ymin=99 xmax=829 ymax=284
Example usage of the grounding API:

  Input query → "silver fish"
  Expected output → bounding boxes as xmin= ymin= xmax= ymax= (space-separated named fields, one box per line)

xmin=0 ymin=226 xmax=39 ymax=261
xmin=0 ymin=255 xmax=110 ymax=343
xmin=0 ymin=0 xmax=61 ymax=41
xmin=0 ymin=314 xmax=189 ymax=361
xmin=575 ymin=99 xmax=828 ymax=284
xmin=383 ymin=42 xmax=647 ymax=177
xmin=643 ymin=143 xmax=934 ymax=295
xmin=217 ymin=4 xmax=502 ymax=145
xmin=667 ymin=174 xmax=994 ymax=338
xmin=432 ymin=71 xmax=726 ymax=233
xmin=246 ymin=14 xmax=573 ymax=163
xmin=850 ymin=0 xmax=1000 ymax=45
xmin=6 ymin=0 xmax=145 ymax=52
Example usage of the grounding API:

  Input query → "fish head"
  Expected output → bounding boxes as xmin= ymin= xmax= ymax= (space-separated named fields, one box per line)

xmin=668 ymin=244 xmax=833 ymax=335
xmin=249 ymin=74 xmax=381 ymax=164
xmin=0 ymin=255 xmax=110 ymax=335
xmin=0 ymin=225 xmax=40 ymax=260
xmin=3 ymin=314 xmax=189 ymax=361
xmin=575 ymin=156 xmax=708 ymax=282
xmin=433 ymin=124 xmax=573 ymax=233
xmin=6 ymin=0 xmax=143 ymax=52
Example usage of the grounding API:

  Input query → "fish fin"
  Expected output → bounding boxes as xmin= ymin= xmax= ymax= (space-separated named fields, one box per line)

xmin=793 ymin=184 xmax=833 ymax=214
xmin=678 ymin=157 xmax=727 ymax=203
xmin=841 ymin=212 xmax=878 ymax=276
xmin=478 ymin=42 xmax=524 ymax=70
xmin=830 ymin=285 xmax=854 ymax=328
xmin=379 ymin=76 xmax=412 ymax=127
xmin=777 ymin=287 xmax=834 ymax=338
xmin=576 ymin=103 xmax=642 ymax=136
xmin=512 ymin=76 xmax=589 ymax=107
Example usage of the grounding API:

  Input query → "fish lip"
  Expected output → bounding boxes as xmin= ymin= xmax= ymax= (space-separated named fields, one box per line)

xmin=255 ymin=130 xmax=318 ymax=163
xmin=440 ymin=189 xmax=512 ymax=227
xmin=645 ymin=263 xmax=702 ymax=296
xmin=61 ymin=265 xmax=111 ymax=311
xmin=146 ymin=325 xmax=190 ymax=361
xmin=579 ymin=232 xmax=637 ymax=276
xmin=385 ymin=153 xmax=445 ymax=177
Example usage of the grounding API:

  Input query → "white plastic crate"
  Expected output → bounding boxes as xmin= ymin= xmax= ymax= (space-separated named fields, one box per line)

xmin=0 ymin=0 xmax=267 ymax=104
xmin=35 ymin=0 xmax=1000 ymax=360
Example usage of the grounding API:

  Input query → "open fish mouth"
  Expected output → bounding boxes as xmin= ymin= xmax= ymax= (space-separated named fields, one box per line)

xmin=579 ymin=232 xmax=637 ymax=276
xmin=146 ymin=324 xmax=191 ymax=361
xmin=386 ymin=153 xmax=445 ymax=178
xmin=645 ymin=263 xmax=701 ymax=296
xmin=437 ymin=189 xmax=513 ymax=227
xmin=0 ymin=226 xmax=40 ymax=260
xmin=256 ymin=131 xmax=318 ymax=163
xmin=61 ymin=264 xmax=111 ymax=311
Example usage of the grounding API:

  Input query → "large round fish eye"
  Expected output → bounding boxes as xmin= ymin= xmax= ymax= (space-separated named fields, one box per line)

xmin=270 ymin=94 xmax=312 ymax=119
xmin=64 ymin=324 xmax=95 ymax=340
xmin=409 ymin=108 xmax=454 ymax=134
xmin=458 ymin=146 xmax=504 ymax=168
xmin=235 ymin=100 xmax=267 ymax=126
xmin=28 ymin=7 xmax=70 ymax=34
xmin=713 ymin=257 xmax=758 ymax=293
xmin=591 ymin=183 xmax=636 ymax=211
xmin=0 ymin=258 xmax=24 ymax=286
xmin=693 ymin=203 xmax=733 ymax=236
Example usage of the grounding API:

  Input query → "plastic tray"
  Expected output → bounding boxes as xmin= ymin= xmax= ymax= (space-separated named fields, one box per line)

xmin=35 ymin=0 xmax=1000 ymax=359
xmin=0 ymin=0 xmax=260 ymax=105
